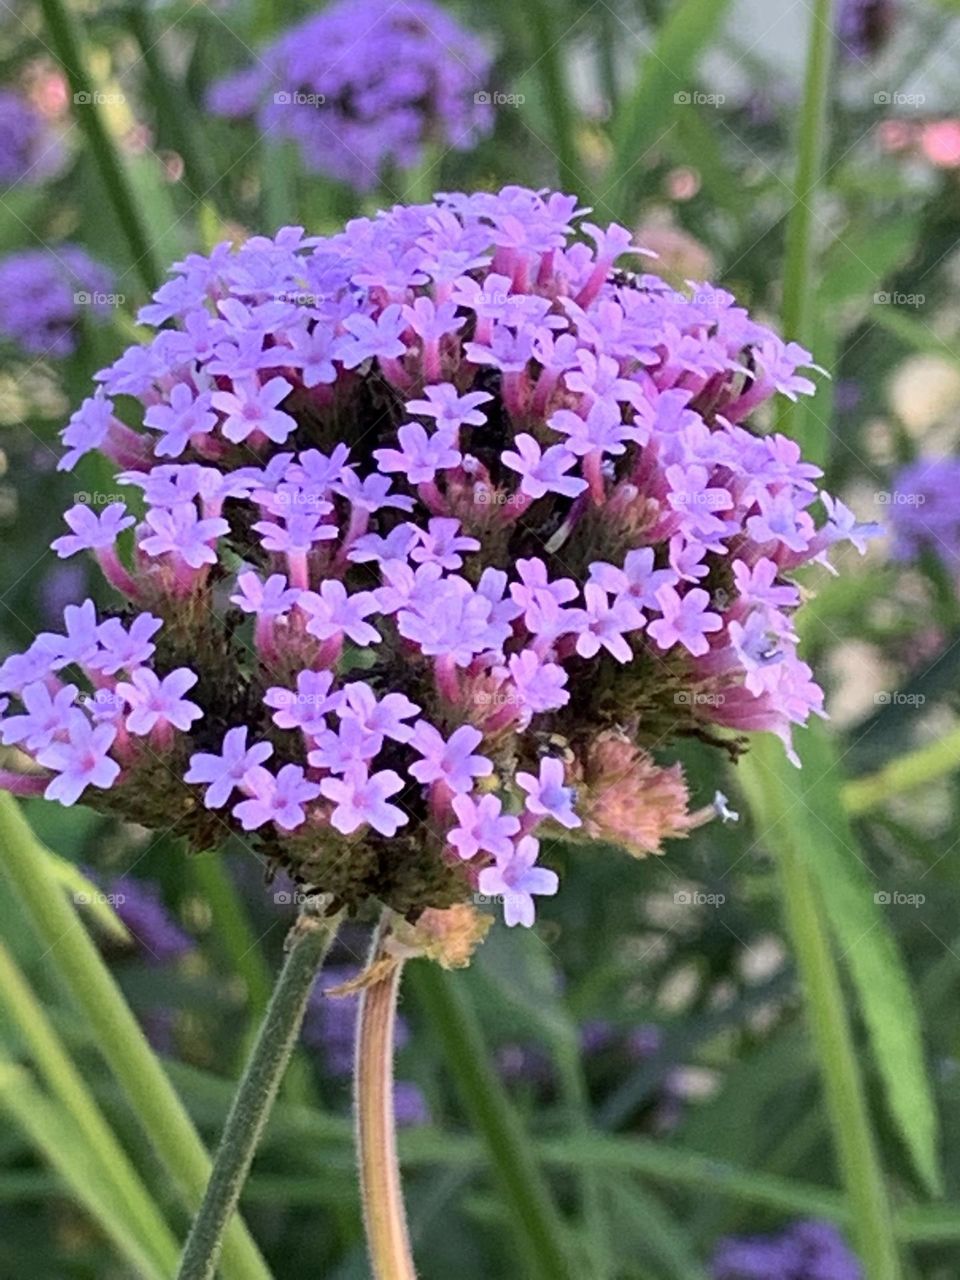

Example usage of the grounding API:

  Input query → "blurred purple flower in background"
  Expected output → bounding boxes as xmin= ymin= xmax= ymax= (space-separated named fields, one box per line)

xmin=888 ymin=457 xmax=960 ymax=572
xmin=101 ymin=873 xmax=195 ymax=966
xmin=0 ymin=246 xmax=115 ymax=356
xmin=0 ymin=88 xmax=63 ymax=185
xmin=712 ymin=1219 xmax=862 ymax=1279
xmin=208 ymin=0 xmax=493 ymax=191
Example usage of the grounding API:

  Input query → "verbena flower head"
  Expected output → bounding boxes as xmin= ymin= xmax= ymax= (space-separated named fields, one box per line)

xmin=0 ymin=186 xmax=869 ymax=928
xmin=712 ymin=1219 xmax=862 ymax=1279
xmin=0 ymin=89 xmax=63 ymax=185
xmin=887 ymin=456 xmax=960 ymax=569
xmin=207 ymin=0 xmax=492 ymax=191
xmin=0 ymin=246 xmax=115 ymax=356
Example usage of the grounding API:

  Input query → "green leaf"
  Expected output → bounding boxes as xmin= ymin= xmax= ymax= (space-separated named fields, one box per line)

xmin=608 ymin=0 xmax=734 ymax=220
xmin=0 ymin=1066 xmax=170 ymax=1280
xmin=741 ymin=727 xmax=941 ymax=1198
xmin=0 ymin=794 xmax=273 ymax=1280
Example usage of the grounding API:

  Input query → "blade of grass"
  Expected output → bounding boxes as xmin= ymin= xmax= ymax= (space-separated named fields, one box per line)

xmin=608 ymin=0 xmax=733 ymax=220
xmin=0 ymin=940 xmax=181 ymax=1275
xmin=843 ymin=726 xmax=960 ymax=814
xmin=410 ymin=961 xmax=574 ymax=1280
xmin=0 ymin=1065 xmax=170 ymax=1280
xmin=127 ymin=7 xmax=220 ymax=200
xmin=526 ymin=0 xmax=581 ymax=190
xmin=776 ymin=0 xmax=835 ymax=452
xmin=0 ymin=794 xmax=272 ymax=1280
xmin=740 ymin=740 xmax=903 ymax=1280
xmin=38 ymin=0 xmax=161 ymax=292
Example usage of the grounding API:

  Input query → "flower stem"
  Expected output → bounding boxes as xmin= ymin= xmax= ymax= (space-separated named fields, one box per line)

xmin=38 ymin=0 xmax=162 ymax=293
xmin=777 ymin=0 xmax=835 ymax=455
xmin=355 ymin=913 xmax=416 ymax=1280
xmin=176 ymin=899 xmax=342 ymax=1280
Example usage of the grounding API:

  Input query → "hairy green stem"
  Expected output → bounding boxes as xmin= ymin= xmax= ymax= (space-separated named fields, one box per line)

xmin=176 ymin=900 xmax=341 ymax=1280
xmin=355 ymin=915 xmax=416 ymax=1280
xmin=39 ymin=0 xmax=161 ymax=292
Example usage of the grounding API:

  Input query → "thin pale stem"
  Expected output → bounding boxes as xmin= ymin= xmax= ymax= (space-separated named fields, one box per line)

xmin=355 ymin=913 xmax=416 ymax=1280
xmin=176 ymin=899 xmax=342 ymax=1280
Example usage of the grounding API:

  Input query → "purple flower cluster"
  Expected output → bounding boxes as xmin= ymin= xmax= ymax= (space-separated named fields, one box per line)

xmin=208 ymin=0 xmax=492 ymax=191
xmin=0 ymin=186 xmax=867 ymax=926
xmin=0 ymin=246 xmax=116 ymax=357
xmin=0 ymin=89 xmax=62 ymax=186
xmin=888 ymin=456 xmax=960 ymax=570
xmin=712 ymin=1219 xmax=862 ymax=1280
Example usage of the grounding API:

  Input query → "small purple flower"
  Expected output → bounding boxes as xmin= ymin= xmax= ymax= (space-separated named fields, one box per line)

xmin=264 ymin=671 xmax=341 ymax=735
xmin=139 ymin=503 xmax=229 ymax=569
xmin=1 ymin=681 xmax=78 ymax=751
xmin=477 ymin=835 xmax=559 ymax=927
xmin=648 ymin=586 xmax=722 ymax=657
xmin=448 ymin=793 xmax=520 ymax=861
xmin=339 ymin=307 xmax=408 ymax=367
xmin=300 ymin=580 xmax=380 ymax=647
xmin=516 ymin=756 xmax=580 ymax=829
xmin=185 ymin=726 xmax=274 ymax=809
xmin=502 ymin=433 xmax=588 ymax=501
xmin=409 ymin=721 xmax=493 ymax=793
xmin=230 ymin=571 xmax=301 ymax=617
xmin=233 ymin=763 xmax=321 ymax=831
xmin=589 ymin=548 xmax=678 ymax=610
xmin=573 ymin=584 xmax=645 ymax=664
xmin=144 ymin=383 xmax=217 ymax=458
xmin=35 ymin=710 xmax=120 ymax=806
xmin=38 ymin=599 xmax=101 ymax=671
xmin=321 ymin=768 xmax=408 ymax=837
xmin=211 ymin=377 xmax=297 ymax=445
xmin=374 ymin=423 xmax=461 ymax=484
xmin=52 ymin=502 xmax=134 ymax=559
xmin=89 ymin=614 xmax=163 ymax=676
xmin=406 ymin=384 xmax=492 ymax=431
xmin=410 ymin=518 xmax=479 ymax=571
xmin=117 ymin=667 xmax=203 ymax=736
xmin=338 ymin=681 xmax=420 ymax=748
